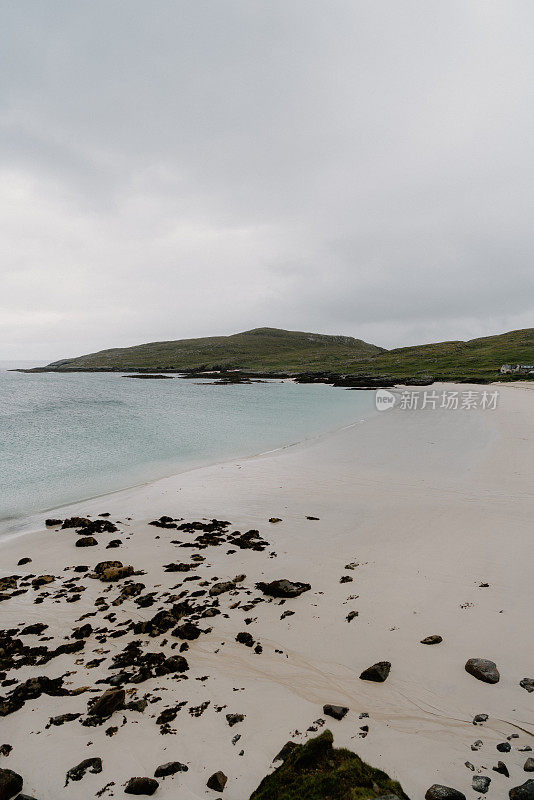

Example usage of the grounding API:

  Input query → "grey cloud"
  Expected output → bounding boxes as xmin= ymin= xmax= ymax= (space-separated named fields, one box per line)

xmin=1 ymin=1 xmax=533 ymax=359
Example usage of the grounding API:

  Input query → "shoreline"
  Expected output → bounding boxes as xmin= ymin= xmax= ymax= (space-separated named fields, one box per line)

xmin=0 ymin=382 xmax=532 ymax=799
xmin=0 ymin=406 xmax=374 ymax=541
xmin=3 ymin=378 xmax=527 ymax=539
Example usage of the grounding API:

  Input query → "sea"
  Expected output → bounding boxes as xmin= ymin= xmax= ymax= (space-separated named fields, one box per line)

xmin=0 ymin=362 xmax=376 ymax=533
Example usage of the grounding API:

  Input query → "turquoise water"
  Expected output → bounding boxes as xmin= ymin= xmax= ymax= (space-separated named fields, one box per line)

xmin=0 ymin=365 xmax=375 ymax=528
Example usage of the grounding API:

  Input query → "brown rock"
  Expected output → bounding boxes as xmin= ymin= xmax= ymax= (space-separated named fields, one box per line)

xmin=359 ymin=661 xmax=391 ymax=682
xmin=0 ymin=767 xmax=23 ymax=799
xmin=465 ymin=658 xmax=500 ymax=684
xmin=88 ymin=687 xmax=125 ymax=718
xmin=76 ymin=536 xmax=97 ymax=547
xmin=207 ymin=771 xmax=227 ymax=792
xmin=124 ymin=776 xmax=159 ymax=795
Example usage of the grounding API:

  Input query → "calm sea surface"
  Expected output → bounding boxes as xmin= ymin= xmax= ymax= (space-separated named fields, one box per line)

xmin=0 ymin=364 xmax=375 ymax=530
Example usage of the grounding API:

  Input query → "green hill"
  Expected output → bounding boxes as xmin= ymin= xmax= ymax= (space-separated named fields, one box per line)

xmin=349 ymin=328 xmax=534 ymax=381
xmin=27 ymin=326 xmax=534 ymax=381
xmin=43 ymin=327 xmax=384 ymax=373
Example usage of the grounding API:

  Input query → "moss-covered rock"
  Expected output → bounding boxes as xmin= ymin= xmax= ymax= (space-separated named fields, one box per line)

xmin=249 ymin=730 xmax=410 ymax=800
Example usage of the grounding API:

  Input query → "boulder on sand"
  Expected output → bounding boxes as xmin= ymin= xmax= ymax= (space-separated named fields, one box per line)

xmin=255 ymin=579 xmax=311 ymax=598
xmin=323 ymin=704 xmax=349 ymax=720
xmin=425 ymin=786 xmax=466 ymax=800
xmin=359 ymin=661 xmax=391 ymax=682
xmin=510 ymin=780 xmax=534 ymax=799
xmin=464 ymin=658 xmax=500 ymax=684
xmin=154 ymin=762 xmax=188 ymax=778
xmin=65 ymin=757 xmax=102 ymax=785
xmin=88 ymin=687 xmax=125 ymax=718
xmin=0 ymin=768 xmax=23 ymax=800
xmin=124 ymin=776 xmax=159 ymax=795
xmin=207 ymin=771 xmax=227 ymax=792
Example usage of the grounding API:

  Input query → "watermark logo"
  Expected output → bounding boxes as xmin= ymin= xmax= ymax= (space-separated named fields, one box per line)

xmin=375 ymin=389 xmax=396 ymax=411
xmin=375 ymin=388 xmax=499 ymax=411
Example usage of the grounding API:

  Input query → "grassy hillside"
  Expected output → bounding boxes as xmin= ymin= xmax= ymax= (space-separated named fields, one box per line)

xmin=27 ymin=326 xmax=534 ymax=381
xmin=43 ymin=328 xmax=385 ymax=372
xmin=349 ymin=328 xmax=534 ymax=381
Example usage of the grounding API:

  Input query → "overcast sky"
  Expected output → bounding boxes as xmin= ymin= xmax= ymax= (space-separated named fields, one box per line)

xmin=2 ymin=1 xmax=533 ymax=360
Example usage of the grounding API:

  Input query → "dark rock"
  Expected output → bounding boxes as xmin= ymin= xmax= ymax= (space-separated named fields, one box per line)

xmin=510 ymin=780 xmax=534 ymax=799
xmin=359 ymin=661 xmax=391 ymax=682
xmin=0 ymin=577 xmax=18 ymax=592
xmin=31 ymin=575 xmax=54 ymax=589
xmin=472 ymin=775 xmax=490 ymax=793
xmin=226 ymin=713 xmax=245 ymax=726
xmin=99 ymin=565 xmax=134 ymax=581
xmin=45 ymin=518 xmax=62 ymax=526
xmin=46 ymin=712 xmax=81 ymax=728
xmin=421 ymin=635 xmax=442 ymax=645
xmin=520 ymin=678 xmax=534 ymax=693
xmin=425 ymin=786 xmax=466 ymax=800
xmin=0 ymin=675 xmax=69 ymax=717
xmin=207 ymin=771 xmax=227 ymax=792
xmin=125 ymin=698 xmax=148 ymax=712
xmin=323 ymin=704 xmax=349 ymax=720
xmin=0 ymin=768 xmax=23 ymax=799
xmin=209 ymin=581 xmax=235 ymax=597
xmin=473 ymin=713 xmax=488 ymax=724
xmin=465 ymin=658 xmax=500 ymax=684
xmin=497 ymin=742 xmax=512 ymax=753
xmin=269 ymin=517 xmax=282 ymax=523
xmin=172 ymin=622 xmax=202 ymax=640
xmin=76 ymin=536 xmax=97 ymax=547
xmin=88 ymin=687 xmax=125 ymax=718
xmin=493 ymin=761 xmax=509 ymax=777
xmin=163 ymin=562 xmax=192 ymax=572
xmin=94 ymin=560 xmax=123 ymax=574
xmin=158 ymin=655 xmax=189 ymax=674
xmin=255 ymin=579 xmax=311 ymax=598
xmin=346 ymin=610 xmax=358 ymax=622
xmin=17 ymin=558 xmax=32 ymax=566
xmin=72 ymin=623 xmax=92 ymax=639
xmin=235 ymin=632 xmax=254 ymax=647
xmin=0 ymin=745 xmax=11 ymax=757
xmin=124 ymin=776 xmax=159 ymax=795
xmin=106 ymin=539 xmax=122 ymax=548
xmin=149 ymin=517 xmax=177 ymax=528
xmin=61 ymin=517 xmax=90 ymax=529
xmin=525 ymin=759 xmax=534 ymax=772
xmin=153 ymin=762 xmax=188 ymax=778
xmin=81 ymin=519 xmax=118 ymax=534
xmin=65 ymin=757 xmax=102 ymax=785
xmin=20 ymin=623 xmax=48 ymax=635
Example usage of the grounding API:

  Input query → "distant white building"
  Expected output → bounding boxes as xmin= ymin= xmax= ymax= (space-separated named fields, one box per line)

xmin=500 ymin=364 xmax=534 ymax=374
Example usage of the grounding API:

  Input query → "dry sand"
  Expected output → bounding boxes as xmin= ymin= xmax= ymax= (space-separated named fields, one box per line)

xmin=0 ymin=383 xmax=533 ymax=799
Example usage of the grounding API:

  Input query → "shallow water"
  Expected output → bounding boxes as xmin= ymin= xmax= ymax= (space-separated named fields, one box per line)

xmin=0 ymin=365 xmax=375 ymax=529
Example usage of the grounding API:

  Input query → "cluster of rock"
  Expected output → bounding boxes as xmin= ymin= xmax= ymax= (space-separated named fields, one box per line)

xmin=1 ymin=510 xmax=532 ymax=799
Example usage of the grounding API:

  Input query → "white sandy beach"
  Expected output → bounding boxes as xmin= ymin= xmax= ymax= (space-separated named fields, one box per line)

xmin=1 ymin=382 xmax=533 ymax=800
